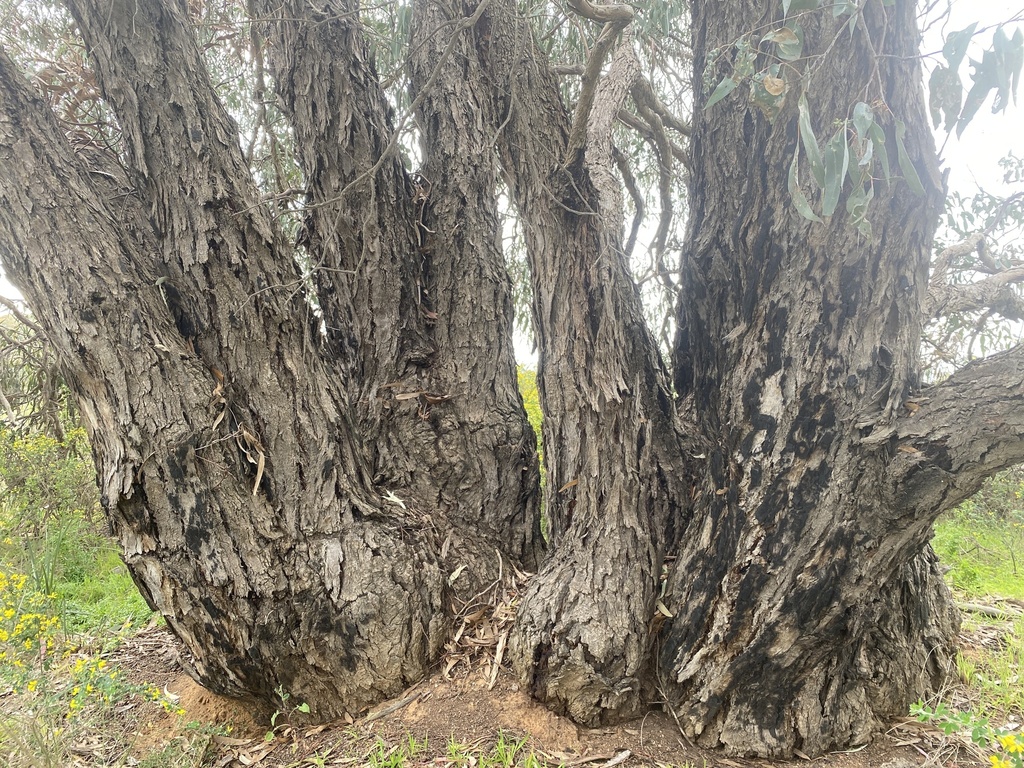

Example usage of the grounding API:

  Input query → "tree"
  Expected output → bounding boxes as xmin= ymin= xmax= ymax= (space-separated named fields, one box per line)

xmin=1 ymin=0 xmax=1023 ymax=758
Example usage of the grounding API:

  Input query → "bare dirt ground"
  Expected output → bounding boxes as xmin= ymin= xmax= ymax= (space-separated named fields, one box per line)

xmin=105 ymin=625 xmax=995 ymax=768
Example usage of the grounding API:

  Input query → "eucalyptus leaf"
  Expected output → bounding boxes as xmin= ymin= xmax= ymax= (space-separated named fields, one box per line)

xmin=705 ymin=76 xmax=738 ymax=110
xmin=784 ymin=0 xmax=820 ymax=14
xmin=942 ymin=23 xmax=978 ymax=70
xmin=798 ymin=93 xmax=825 ymax=187
xmin=763 ymin=26 xmax=803 ymax=61
xmin=762 ymin=28 xmax=799 ymax=45
xmin=750 ymin=74 xmax=786 ymax=120
xmin=857 ymin=137 xmax=873 ymax=168
xmin=847 ymin=181 xmax=874 ymax=239
xmin=868 ymin=123 xmax=891 ymax=185
xmin=894 ymin=120 xmax=925 ymax=196
xmin=928 ymin=66 xmax=962 ymax=132
xmin=832 ymin=0 xmax=857 ymax=18
xmin=957 ymin=54 xmax=996 ymax=135
xmin=822 ymin=127 xmax=850 ymax=217
xmin=788 ymin=146 xmax=822 ymax=222
xmin=734 ymin=38 xmax=757 ymax=79
xmin=852 ymin=101 xmax=873 ymax=140
xmin=1011 ymin=29 xmax=1023 ymax=102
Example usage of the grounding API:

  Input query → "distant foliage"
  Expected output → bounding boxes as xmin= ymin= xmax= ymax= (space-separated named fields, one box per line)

xmin=0 ymin=427 xmax=98 ymax=536
xmin=516 ymin=367 xmax=543 ymax=455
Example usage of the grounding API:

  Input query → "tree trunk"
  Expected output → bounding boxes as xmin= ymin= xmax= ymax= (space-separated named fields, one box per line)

xmin=0 ymin=0 xmax=538 ymax=722
xmin=252 ymin=0 xmax=543 ymax=569
xmin=470 ymin=0 xmax=693 ymax=725
xmin=659 ymin=0 xmax=961 ymax=756
xmin=6 ymin=0 xmax=1024 ymax=758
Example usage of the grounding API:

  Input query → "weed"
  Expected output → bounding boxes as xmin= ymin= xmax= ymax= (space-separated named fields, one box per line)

xmin=490 ymin=731 xmax=527 ymax=767
xmin=934 ymin=484 xmax=1024 ymax=600
xmin=913 ymin=702 xmax=1024 ymax=767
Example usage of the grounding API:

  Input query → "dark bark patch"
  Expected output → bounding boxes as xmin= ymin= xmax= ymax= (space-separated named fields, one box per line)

xmin=764 ymin=306 xmax=788 ymax=376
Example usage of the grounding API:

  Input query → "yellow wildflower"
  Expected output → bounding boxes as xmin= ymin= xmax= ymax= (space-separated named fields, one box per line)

xmin=998 ymin=734 xmax=1023 ymax=754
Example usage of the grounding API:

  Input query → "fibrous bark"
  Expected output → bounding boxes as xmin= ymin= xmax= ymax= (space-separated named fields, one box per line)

xmin=470 ymin=0 xmax=692 ymax=725
xmin=252 ymin=0 xmax=542 ymax=569
xmin=0 ymin=0 xmax=538 ymax=722
xmin=660 ymin=0 xmax=965 ymax=756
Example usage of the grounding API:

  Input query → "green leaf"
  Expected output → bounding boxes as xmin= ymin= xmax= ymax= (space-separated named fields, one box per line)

xmin=763 ymin=26 xmax=803 ymax=61
xmin=992 ymin=26 xmax=1023 ymax=112
xmin=832 ymin=0 xmax=857 ymax=18
xmin=750 ymin=73 xmax=786 ymax=121
xmin=955 ymin=26 xmax=1023 ymax=135
xmin=928 ymin=65 xmax=962 ymax=132
xmin=733 ymin=38 xmax=757 ymax=79
xmin=868 ymin=123 xmax=891 ymax=184
xmin=992 ymin=27 xmax=1013 ymax=112
xmin=297 ymin=702 xmax=311 ymax=713
xmin=1011 ymin=29 xmax=1023 ymax=103
xmin=894 ymin=120 xmax=925 ymax=196
xmin=798 ymin=93 xmax=825 ymax=187
xmin=705 ymin=76 xmax=738 ymax=110
xmin=846 ymin=178 xmax=874 ymax=236
xmin=788 ymin=146 xmax=822 ymax=223
xmin=822 ymin=126 xmax=850 ymax=217
xmin=957 ymin=55 xmax=996 ymax=136
xmin=852 ymin=101 xmax=873 ymax=140
xmin=942 ymin=23 xmax=978 ymax=70
xmin=784 ymin=0 xmax=819 ymax=15
xmin=856 ymin=136 xmax=873 ymax=168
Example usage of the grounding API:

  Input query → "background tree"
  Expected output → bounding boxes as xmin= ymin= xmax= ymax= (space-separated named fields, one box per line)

xmin=0 ymin=0 xmax=1022 ymax=759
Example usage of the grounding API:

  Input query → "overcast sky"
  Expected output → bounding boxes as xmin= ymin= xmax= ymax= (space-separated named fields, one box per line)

xmin=924 ymin=0 xmax=1023 ymax=194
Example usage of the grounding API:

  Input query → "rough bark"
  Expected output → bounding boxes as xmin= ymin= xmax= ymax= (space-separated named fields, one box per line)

xmin=0 ymin=41 xmax=448 ymax=717
xmin=0 ymin=0 xmax=491 ymax=722
xmin=660 ymin=0 xmax=961 ymax=756
xmin=252 ymin=0 xmax=542 ymax=569
xmin=471 ymin=1 xmax=693 ymax=724
xmin=5 ymin=0 xmax=1024 ymax=759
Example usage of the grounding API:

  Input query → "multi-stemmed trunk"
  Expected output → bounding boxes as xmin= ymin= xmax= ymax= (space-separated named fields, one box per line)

xmin=3 ymin=0 xmax=1024 ymax=758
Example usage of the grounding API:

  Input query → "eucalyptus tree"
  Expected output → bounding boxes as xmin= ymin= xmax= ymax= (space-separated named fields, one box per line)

xmin=1 ymin=0 xmax=1023 ymax=759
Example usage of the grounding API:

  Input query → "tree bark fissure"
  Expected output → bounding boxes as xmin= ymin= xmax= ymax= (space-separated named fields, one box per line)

xmin=1 ymin=43 xmax=451 ymax=717
xmin=661 ymin=0 xmax=960 ymax=756
xmin=254 ymin=0 xmax=542 ymax=568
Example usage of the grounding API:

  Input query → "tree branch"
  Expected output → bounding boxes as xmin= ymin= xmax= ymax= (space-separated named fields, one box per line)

xmin=563 ymin=0 xmax=633 ymax=165
xmin=630 ymin=81 xmax=674 ymax=257
xmin=926 ymin=266 xmax=1024 ymax=320
xmin=0 ymin=295 xmax=43 ymax=335
xmin=612 ymin=145 xmax=643 ymax=258
xmin=864 ymin=343 xmax=1024 ymax=518
xmin=615 ymin=108 xmax=690 ymax=170
xmin=585 ymin=33 xmax=639 ymax=218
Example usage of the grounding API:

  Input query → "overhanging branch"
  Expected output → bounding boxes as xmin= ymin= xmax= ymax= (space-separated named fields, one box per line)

xmin=864 ymin=343 xmax=1024 ymax=517
xmin=926 ymin=266 xmax=1024 ymax=320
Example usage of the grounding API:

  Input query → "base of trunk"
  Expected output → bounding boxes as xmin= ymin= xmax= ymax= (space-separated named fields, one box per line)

xmin=662 ymin=546 xmax=959 ymax=758
xmin=509 ymin=529 xmax=661 ymax=726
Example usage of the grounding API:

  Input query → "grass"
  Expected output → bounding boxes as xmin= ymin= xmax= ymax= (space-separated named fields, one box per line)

xmin=933 ymin=506 xmax=1024 ymax=600
xmin=919 ymin=475 xmax=1024 ymax=767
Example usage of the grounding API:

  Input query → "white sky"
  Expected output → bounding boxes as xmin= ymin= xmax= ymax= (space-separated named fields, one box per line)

xmin=924 ymin=0 xmax=1024 ymax=195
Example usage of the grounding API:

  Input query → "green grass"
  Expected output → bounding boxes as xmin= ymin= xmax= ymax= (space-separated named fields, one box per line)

xmin=933 ymin=506 xmax=1024 ymax=600
xmin=923 ymin=482 xmax=1024 ymax=763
